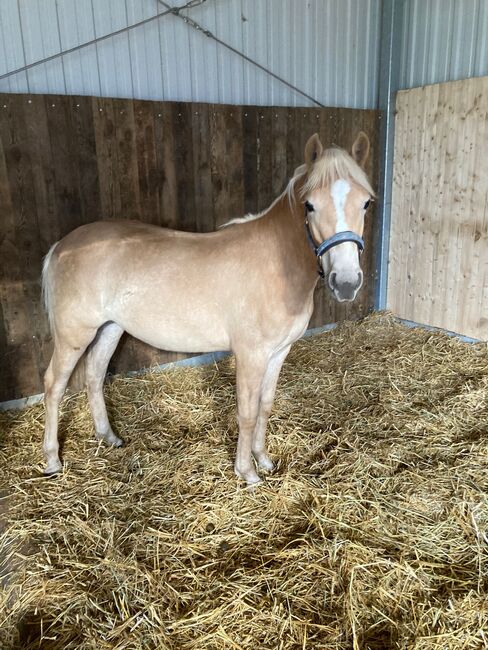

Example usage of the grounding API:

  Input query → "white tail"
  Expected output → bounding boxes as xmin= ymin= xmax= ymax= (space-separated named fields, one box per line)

xmin=41 ymin=242 xmax=59 ymax=335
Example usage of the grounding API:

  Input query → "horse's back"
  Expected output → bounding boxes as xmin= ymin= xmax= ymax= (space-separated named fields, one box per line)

xmin=56 ymin=220 xmax=194 ymax=251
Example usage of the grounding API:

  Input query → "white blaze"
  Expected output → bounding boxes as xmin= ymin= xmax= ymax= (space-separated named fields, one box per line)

xmin=328 ymin=178 xmax=359 ymax=287
xmin=331 ymin=179 xmax=351 ymax=233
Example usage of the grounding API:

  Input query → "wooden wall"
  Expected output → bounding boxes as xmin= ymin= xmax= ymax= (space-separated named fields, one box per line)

xmin=388 ymin=76 xmax=488 ymax=340
xmin=0 ymin=93 xmax=380 ymax=402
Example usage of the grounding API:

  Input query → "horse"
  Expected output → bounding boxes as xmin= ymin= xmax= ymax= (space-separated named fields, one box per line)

xmin=41 ymin=132 xmax=374 ymax=486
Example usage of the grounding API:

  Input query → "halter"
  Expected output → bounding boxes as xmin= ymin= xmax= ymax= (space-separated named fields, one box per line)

xmin=304 ymin=201 xmax=364 ymax=278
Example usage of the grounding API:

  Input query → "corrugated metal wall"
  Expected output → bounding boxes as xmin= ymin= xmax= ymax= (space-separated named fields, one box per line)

xmin=399 ymin=0 xmax=488 ymax=90
xmin=0 ymin=0 xmax=382 ymax=109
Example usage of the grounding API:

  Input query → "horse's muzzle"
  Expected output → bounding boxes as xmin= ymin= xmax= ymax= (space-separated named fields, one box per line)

xmin=328 ymin=270 xmax=363 ymax=302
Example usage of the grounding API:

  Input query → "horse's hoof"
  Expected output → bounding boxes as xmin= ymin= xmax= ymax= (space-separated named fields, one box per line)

xmin=44 ymin=461 xmax=62 ymax=476
xmin=97 ymin=432 xmax=124 ymax=447
xmin=254 ymin=453 xmax=275 ymax=473
xmin=246 ymin=476 xmax=263 ymax=491
xmin=235 ymin=466 xmax=262 ymax=487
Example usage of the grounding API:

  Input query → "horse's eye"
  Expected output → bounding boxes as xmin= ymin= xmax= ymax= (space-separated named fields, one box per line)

xmin=305 ymin=201 xmax=314 ymax=212
xmin=363 ymin=200 xmax=371 ymax=210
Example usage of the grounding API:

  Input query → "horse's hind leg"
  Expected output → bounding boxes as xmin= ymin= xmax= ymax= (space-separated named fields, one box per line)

xmin=85 ymin=322 xmax=124 ymax=447
xmin=43 ymin=329 xmax=96 ymax=474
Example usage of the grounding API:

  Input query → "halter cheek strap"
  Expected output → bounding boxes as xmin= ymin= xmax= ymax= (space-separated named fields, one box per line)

xmin=304 ymin=204 xmax=365 ymax=278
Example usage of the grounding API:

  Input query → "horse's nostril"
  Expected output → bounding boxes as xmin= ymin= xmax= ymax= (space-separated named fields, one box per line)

xmin=329 ymin=272 xmax=338 ymax=291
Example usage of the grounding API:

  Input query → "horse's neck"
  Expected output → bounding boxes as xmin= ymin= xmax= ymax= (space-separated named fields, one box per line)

xmin=261 ymin=193 xmax=319 ymax=294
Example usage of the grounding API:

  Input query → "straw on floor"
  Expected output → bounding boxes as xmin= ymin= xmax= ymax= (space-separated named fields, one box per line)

xmin=0 ymin=312 xmax=487 ymax=649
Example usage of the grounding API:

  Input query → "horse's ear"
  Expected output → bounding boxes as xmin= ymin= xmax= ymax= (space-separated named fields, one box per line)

xmin=304 ymin=133 xmax=323 ymax=167
xmin=351 ymin=132 xmax=370 ymax=168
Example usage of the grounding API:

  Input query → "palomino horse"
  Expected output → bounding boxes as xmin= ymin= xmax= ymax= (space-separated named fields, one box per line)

xmin=41 ymin=132 xmax=374 ymax=486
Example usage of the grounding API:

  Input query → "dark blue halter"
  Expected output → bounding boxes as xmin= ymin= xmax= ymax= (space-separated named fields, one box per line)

xmin=304 ymin=201 xmax=364 ymax=278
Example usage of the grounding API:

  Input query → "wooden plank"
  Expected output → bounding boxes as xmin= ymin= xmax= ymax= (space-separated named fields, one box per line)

xmin=241 ymin=106 xmax=258 ymax=216
xmin=388 ymin=76 xmax=488 ymax=339
xmin=92 ymin=96 xmax=118 ymax=220
xmin=46 ymin=94 xmax=83 ymax=237
xmin=156 ymin=102 xmax=179 ymax=229
xmin=271 ymin=107 xmax=288 ymax=198
xmin=113 ymin=98 xmax=141 ymax=220
xmin=256 ymin=107 xmax=273 ymax=213
xmin=209 ymin=105 xmax=231 ymax=227
xmin=25 ymin=94 xmax=61 ymax=250
xmin=0 ymin=99 xmax=25 ymax=401
xmin=21 ymin=95 xmax=58 ymax=377
xmin=223 ymin=104 xmax=245 ymax=222
xmin=134 ymin=99 xmax=159 ymax=225
xmin=286 ymin=108 xmax=302 ymax=184
xmin=70 ymin=95 xmax=102 ymax=226
xmin=173 ymin=102 xmax=196 ymax=231
xmin=0 ymin=95 xmax=43 ymax=398
xmin=191 ymin=103 xmax=214 ymax=232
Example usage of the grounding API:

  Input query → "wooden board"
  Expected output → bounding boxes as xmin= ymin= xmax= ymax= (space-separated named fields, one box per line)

xmin=388 ymin=76 xmax=488 ymax=340
xmin=0 ymin=94 xmax=380 ymax=401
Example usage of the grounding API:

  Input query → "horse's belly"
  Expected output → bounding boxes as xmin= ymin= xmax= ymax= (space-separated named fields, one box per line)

xmin=113 ymin=301 xmax=230 ymax=353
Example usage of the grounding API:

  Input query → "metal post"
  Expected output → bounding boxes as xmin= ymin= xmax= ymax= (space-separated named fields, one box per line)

xmin=374 ymin=0 xmax=405 ymax=310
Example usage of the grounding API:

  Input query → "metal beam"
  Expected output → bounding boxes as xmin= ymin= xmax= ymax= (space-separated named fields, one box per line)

xmin=375 ymin=0 xmax=405 ymax=310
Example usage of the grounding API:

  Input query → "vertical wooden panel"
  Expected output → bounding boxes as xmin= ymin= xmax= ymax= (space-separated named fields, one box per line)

xmin=157 ymin=102 xmax=179 ymax=229
xmin=256 ymin=108 xmax=273 ymax=213
xmin=69 ymin=95 xmax=102 ymax=227
xmin=191 ymin=103 xmax=214 ymax=232
xmin=46 ymin=95 xmax=83 ymax=237
xmin=134 ymin=99 xmax=159 ymax=224
xmin=93 ymin=97 xmax=119 ymax=221
xmin=388 ymin=76 xmax=488 ymax=340
xmin=222 ymin=105 xmax=245 ymax=223
xmin=0 ymin=94 xmax=380 ymax=401
xmin=113 ymin=98 xmax=141 ymax=220
xmin=173 ymin=102 xmax=196 ymax=232
xmin=271 ymin=107 xmax=288 ymax=197
xmin=210 ymin=105 xmax=245 ymax=227
xmin=241 ymin=106 xmax=258 ymax=216
xmin=0 ymin=96 xmax=44 ymax=398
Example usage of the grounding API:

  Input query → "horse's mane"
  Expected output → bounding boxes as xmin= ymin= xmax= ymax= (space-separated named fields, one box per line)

xmin=221 ymin=147 xmax=374 ymax=228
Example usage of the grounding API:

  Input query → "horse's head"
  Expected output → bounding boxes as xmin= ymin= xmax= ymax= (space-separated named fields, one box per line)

xmin=300 ymin=132 xmax=374 ymax=302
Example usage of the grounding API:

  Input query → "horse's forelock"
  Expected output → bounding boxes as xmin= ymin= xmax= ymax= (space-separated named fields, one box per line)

xmin=298 ymin=147 xmax=375 ymax=199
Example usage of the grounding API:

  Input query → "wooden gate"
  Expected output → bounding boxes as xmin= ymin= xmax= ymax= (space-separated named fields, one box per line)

xmin=388 ymin=76 xmax=488 ymax=340
xmin=0 ymin=93 xmax=380 ymax=401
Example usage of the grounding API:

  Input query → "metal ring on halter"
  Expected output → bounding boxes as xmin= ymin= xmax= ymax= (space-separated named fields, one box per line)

xmin=304 ymin=203 xmax=365 ymax=278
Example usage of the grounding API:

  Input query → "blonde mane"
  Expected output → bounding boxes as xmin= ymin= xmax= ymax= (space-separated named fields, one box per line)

xmin=288 ymin=146 xmax=375 ymax=204
xmin=222 ymin=146 xmax=374 ymax=228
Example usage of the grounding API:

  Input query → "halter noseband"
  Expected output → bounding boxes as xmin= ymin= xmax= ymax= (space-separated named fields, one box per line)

xmin=304 ymin=201 xmax=364 ymax=278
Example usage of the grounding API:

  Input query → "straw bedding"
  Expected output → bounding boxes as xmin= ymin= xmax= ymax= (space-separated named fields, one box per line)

xmin=0 ymin=312 xmax=487 ymax=649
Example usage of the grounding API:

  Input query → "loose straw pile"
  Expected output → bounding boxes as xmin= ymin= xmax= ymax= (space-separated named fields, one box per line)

xmin=0 ymin=312 xmax=487 ymax=649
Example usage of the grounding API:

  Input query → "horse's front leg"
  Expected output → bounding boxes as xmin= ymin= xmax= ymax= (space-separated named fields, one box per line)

xmin=252 ymin=345 xmax=291 ymax=473
xmin=234 ymin=352 xmax=269 ymax=486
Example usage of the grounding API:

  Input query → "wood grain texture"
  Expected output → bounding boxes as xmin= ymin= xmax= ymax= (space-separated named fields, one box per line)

xmin=388 ymin=76 xmax=488 ymax=340
xmin=0 ymin=94 xmax=380 ymax=401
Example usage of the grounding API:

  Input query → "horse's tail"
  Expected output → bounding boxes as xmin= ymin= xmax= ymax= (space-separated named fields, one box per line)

xmin=41 ymin=242 xmax=60 ymax=336
xmin=41 ymin=242 xmax=86 ymax=389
